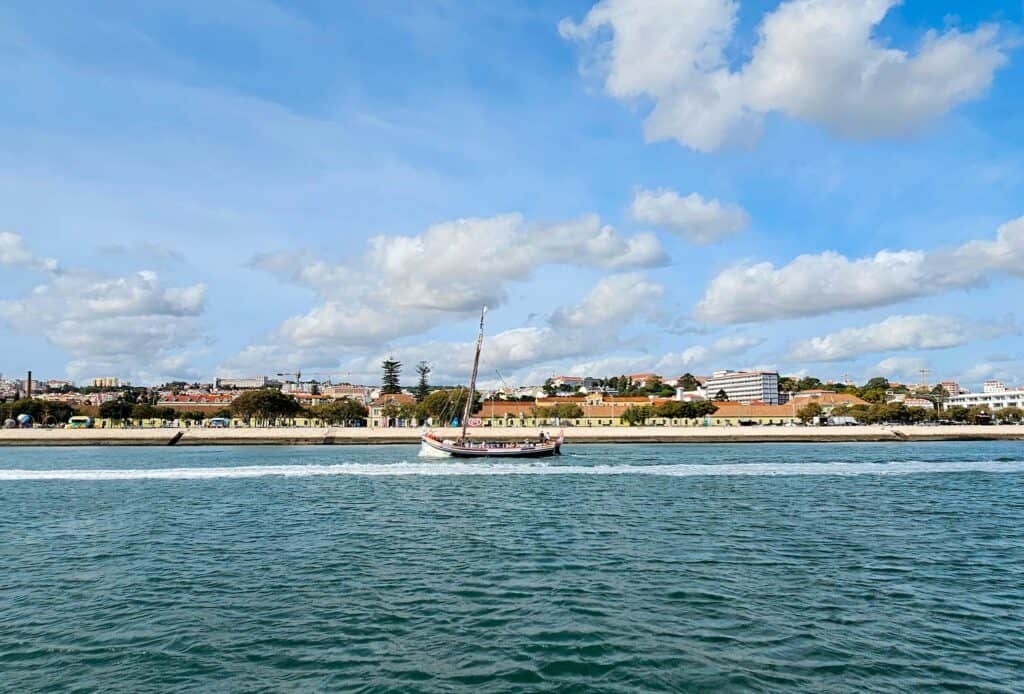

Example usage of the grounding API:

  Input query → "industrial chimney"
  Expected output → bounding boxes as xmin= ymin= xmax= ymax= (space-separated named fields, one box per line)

xmin=26 ymin=370 xmax=32 ymax=399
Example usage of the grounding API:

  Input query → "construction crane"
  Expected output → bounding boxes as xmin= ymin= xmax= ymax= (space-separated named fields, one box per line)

xmin=276 ymin=370 xmax=355 ymax=392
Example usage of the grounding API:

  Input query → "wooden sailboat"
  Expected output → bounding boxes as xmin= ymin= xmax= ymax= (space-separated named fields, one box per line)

xmin=419 ymin=307 xmax=563 ymax=459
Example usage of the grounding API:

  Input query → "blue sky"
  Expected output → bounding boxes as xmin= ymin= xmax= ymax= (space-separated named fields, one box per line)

xmin=1 ymin=0 xmax=1023 ymax=390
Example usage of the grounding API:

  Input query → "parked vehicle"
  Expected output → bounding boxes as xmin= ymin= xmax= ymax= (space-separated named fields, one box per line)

xmin=68 ymin=416 xmax=94 ymax=429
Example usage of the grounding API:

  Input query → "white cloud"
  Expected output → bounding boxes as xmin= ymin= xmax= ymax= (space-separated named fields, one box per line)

xmin=561 ymin=0 xmax=1006 ymax=152
xmin=874 ymin=356 xmax=928 ymax=381
xmin=631 ymin=188 xmax=749 ymax=244
xmin=696 ymin=216 xmax=1024 ymax=323
xmin=233 ymin=213 xmax=668 ymax=369
xmin=551 ymin=272 xmax=664 ymax=329
xmin=1 ymin=267 xmax=206 ymax=380
xmin=0 ymin=231 xmax=58 ymax=271
xmin=789 ymin=314 xmax=1000 ymax=362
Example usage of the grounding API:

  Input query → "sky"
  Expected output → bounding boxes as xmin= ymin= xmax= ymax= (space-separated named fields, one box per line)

xmin=1 ymin=0 xmax=1023 ymax=390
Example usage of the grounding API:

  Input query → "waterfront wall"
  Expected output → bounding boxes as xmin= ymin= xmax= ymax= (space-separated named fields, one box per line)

xmin=1 ymin=425 xmax=1023 ymax=446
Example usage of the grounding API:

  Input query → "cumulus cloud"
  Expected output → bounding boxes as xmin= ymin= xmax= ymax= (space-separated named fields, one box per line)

xmin=551 ymin=272 xmax=664 ymax=329
xmin=789 ymin=314 xmax=1011 ymax=362
xmin=233 ymin=213 xmax=668 ymax=369
xmin=561 ymin=0 xmax=1007 ymax=152
xmin=696 ymin=216 xmax=1024 ymax=323
xmin=1 ymin=267 xmax=206 ymax=380
xmin=874 ymin=356 xmax=928 ymax=381
xmin=0 ymin=231 xmax=58 ymax=272
xmin=631 ymin=188 xmax=749 ymax=244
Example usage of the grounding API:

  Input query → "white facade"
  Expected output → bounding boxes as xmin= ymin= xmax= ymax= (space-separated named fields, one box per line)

xmin=674 ymin=387 xmax=708 ymax=402
xmin=215 ymin=376 xmax=271 ymax=390
xmin=948 ymin=388 xmax=1024 ymax=410
xmin=704 ymin=370 xmax=781 ymax=405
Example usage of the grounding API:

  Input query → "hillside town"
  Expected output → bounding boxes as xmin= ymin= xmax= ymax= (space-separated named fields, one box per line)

xmin=2 ymin=365 xmax=1022 ymax=429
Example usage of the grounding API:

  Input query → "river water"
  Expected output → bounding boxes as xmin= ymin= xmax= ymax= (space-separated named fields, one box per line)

xmin=2 ymin=443 xmax=1023 ymax=691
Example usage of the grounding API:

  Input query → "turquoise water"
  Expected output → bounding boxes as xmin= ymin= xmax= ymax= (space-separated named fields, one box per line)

xmin=2 ymin=443 xmax=1023 ymax=691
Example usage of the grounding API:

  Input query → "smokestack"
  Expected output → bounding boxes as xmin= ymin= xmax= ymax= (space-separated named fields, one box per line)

xmin=27 ymin=370 xmax=32 ymax=400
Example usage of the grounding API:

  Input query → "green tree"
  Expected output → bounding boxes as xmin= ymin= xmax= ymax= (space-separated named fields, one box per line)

xmin=99 ymin=399 xmax=134 ymax=422
xmin=418 ymin=388 xmax=479 ymax=424
xmin=621 ymin=405 xmax=653 ymax=426
xmin=997 ymin=406 xmax=1023 ymax=423
xmin=533 ymin=403 xmax=583 ymax=420
xmin=397 ymin=402 xmax=420 ymax=424
xmin=948 ymin=405 xmax=969 ymax=423
xmin=231 ymin=389 xmax=302 ymax=420
xmin=653 ymin=401 xmax=688 ymax=418
xmin=862 ymin=377 xmax=890 ymax=391
xmin=381 ymin=358 xmax=402 ymax=395
xmin=1 ymin=398 xmax=76 ymax=426
xmin=310 ymin=399 xmax=368 ymax=425
xmin=796 ymin=377 xmax=824 ymax=392
xmin=796 ymin=402 xmax=824 ymax=424
xmin=905 ymin=406 xmax=930 ymax=424
xmin=676 ymin=373 xmax=700 ymax=391
xmin=714 ymin=389 xmax=729 ymax=401
xmin=414 ymin=362 xmax=431 ymax=402
xmin=542 ymin=378 xmax=558 ymax=397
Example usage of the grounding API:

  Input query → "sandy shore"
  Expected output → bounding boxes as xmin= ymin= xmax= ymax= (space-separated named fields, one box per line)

xmin=1 ymin=425 xmax=1023 ymax=446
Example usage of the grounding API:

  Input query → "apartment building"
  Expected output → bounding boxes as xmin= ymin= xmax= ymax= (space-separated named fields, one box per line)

xmin=704 ymin=370 xmax=781 ymax=405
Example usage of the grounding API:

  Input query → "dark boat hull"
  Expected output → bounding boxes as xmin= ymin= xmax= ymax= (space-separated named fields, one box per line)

xmin=420 ymin=435 xmax=561 ymax=458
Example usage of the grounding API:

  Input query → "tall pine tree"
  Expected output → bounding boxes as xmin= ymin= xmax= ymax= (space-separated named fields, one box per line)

xmin=414 ymin=361 xmax=431 ymax=402
xmin=381 ymin=358 xmax=402 ymax=394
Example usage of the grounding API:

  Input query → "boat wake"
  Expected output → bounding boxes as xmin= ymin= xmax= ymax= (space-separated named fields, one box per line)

xmin=2 ymin=459 xmax=1024 ymax=481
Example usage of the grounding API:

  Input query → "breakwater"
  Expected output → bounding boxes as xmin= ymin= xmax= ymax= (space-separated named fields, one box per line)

xmin=1 ymin=425 xmax=1023 ymax=446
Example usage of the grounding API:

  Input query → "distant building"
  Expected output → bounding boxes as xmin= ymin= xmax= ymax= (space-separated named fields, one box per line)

xmin=948 ymin=387 xmax=1024 ymax=410
xmin=45 ymin=379 xmax=75 ymax=390
xmin=939 ymin=380 xmax=962 ymax=396
xmin=627 ymin=373 xmax=660 ymax=387
xmin=983 ymin=380 xmax=1007 ymax=394
xmin=368 ymin=393 xmax=417 ymax=428
xmin=215 ymin=376 xmax=273 ymax=390
xmin=704 ymin=370 xmax=781 ymax=405
xmin=550 ymin=375 xmax=584 ymax=388
xmin=321 ymin=384 xmax=372 ymax=404
xmin=674 ymin=387 xmax=708 ymax=402
xmin=91 ymin=377 xmax=120 ymax=388
xmin=157 ymin=393 xmax=238 ymax=411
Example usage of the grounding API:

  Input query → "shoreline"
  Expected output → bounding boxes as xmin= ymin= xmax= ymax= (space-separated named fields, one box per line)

xmin=1 ymin=425 xmax=1023 ymax=446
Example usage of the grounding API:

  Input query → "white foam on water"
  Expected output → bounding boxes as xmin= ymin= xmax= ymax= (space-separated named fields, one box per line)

xmin=2 ymin=460 xmax=1024 ymax=481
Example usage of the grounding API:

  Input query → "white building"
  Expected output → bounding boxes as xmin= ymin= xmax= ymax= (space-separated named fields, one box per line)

xmin=947 ymin=386 xmax=1024 ymax=410
xmin=939 ymin=380 xmax=962 ymax=396
xmin=215 ymin=376 xmax=273 ymax=390
xmin=704 ymin=370 xmax=781 ymax=405
xmin=91 ymin=377 xmax=120 ymax=388
xmin=674 ymin=387 xmax=708 ymax=402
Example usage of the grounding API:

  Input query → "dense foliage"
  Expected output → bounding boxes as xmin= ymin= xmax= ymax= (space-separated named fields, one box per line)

xmin=309 ymin=399 xmax=368 ymax=424
xmin=532 ymin=403 xmax=584 ymax=419
xmin=230 ymin=389 xmax=302 ymax=419
xmin=0 ymin=398 xmax=77 ymax=425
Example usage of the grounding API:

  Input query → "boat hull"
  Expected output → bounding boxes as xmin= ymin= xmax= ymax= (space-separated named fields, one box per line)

xmin=419 ymin=435 xmax=561 ymax=459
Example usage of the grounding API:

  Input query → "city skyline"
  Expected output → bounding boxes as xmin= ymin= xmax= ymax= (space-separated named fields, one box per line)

xmin=2 ymin=0 xmax=1024 ymax=391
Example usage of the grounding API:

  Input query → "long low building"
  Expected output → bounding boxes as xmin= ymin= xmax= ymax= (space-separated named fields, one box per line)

xmin=947 ymin=389 xmax=1024 ymax=410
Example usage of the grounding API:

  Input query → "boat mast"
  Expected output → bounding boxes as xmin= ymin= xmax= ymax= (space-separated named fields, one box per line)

xmin=461 ymin=306 xmax=487 ymax=440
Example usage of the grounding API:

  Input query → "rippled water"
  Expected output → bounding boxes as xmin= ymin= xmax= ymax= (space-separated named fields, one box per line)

xmin=2 ymin=442 xmax=1023 ymax=691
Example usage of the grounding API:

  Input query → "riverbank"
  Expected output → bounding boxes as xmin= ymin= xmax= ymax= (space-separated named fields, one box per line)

xmin=1 ymin=425 xmax=1023 ymax=446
